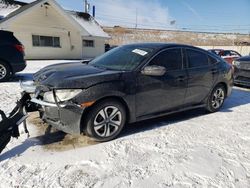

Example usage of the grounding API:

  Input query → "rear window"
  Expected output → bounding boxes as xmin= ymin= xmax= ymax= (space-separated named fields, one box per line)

xmin=0 ymin=30 xmax=21 ymax=44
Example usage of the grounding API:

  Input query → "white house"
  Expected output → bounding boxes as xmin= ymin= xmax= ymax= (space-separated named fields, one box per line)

xmin=0 ymin=0 xmax=110 ymax=59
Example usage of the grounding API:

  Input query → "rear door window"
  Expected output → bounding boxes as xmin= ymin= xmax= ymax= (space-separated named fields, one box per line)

xmin=230 ymin=51 xmax=241 ymax=57
xmin=222 ymin=51 xmax=231 ymax=56
xmin=186 ymin=49 xmax=208 ymax=68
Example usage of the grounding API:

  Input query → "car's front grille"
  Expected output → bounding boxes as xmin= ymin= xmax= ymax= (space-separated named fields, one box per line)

xmin=240 ymin=63 xmax=250 ymax=70
xmin=236 ymin=76 xmax=250 ymax=82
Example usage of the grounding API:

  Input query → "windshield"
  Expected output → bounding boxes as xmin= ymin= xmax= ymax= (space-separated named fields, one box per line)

xmin=89 ymin=46 xmax=154 ymax=71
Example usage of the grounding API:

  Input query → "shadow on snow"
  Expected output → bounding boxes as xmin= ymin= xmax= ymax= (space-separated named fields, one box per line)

xmin=0 ymin=87 xmax=249 ymax=160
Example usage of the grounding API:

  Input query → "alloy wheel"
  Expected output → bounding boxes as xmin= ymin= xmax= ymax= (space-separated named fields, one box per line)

xmin=93 ymin=106 xmax=122 ymax=138
xmin=0 ymin=64 xmax=7 ymax=80
xmin=211 ymin=88 xmax=225 ymax=109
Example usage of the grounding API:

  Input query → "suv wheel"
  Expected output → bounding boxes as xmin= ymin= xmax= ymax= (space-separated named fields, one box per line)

xmin=84 ymin=99 xmax=126 ymax=142
xmin=0 ymin=61 xmax=11 ymax=82
xmin=206 ymin=84 xmax=226 ymax=112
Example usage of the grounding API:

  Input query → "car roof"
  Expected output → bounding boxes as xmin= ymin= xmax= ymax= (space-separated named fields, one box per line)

xmin=209 ymin=49 xmax=238 ymax=53
xmin=122 ymin=43 xmax=204 ymax=51
xmin=208 ymin=49 xmax=223 ymax=51
xmin=0 ymin=30 xmax=13 ymax=35
xmin=0 ymin=30 xmax=14 ymax=38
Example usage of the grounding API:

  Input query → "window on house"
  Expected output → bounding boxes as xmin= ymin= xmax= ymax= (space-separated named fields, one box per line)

xmin=83 ymin=40 xmax=94 ymax=47
xmin=32 ymin=35 xmax=61 ymax=47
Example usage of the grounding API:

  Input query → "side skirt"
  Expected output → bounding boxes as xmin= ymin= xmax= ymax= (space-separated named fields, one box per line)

xmin=136 ymin=104 xmax=206 ymax=122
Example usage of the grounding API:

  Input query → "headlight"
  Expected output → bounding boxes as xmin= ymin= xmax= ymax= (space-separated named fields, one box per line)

xmin=43 ymin=91 xmax=54 ymax=103
xmin=232 ymin=60 xmax=241 ymax=68
xmin=43 ymin=89 xmax=82 ymax=103
xmin=20 ymin=81 xmax=36 ymax=94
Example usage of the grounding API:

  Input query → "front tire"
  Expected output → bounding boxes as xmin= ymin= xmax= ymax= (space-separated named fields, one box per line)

xmin=0 ymin=61 xmax=11 ymax=82
xmin=206 ymin=84 xmax=226 ymax=112
xmin=84 ymin=99 xmax=126 ymax=142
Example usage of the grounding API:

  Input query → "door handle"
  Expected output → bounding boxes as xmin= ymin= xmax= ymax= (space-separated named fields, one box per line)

xmin=211 ymin=68 xmax=218 ymax=74
xmin=177 ymin=76 xmax=187 ymax=82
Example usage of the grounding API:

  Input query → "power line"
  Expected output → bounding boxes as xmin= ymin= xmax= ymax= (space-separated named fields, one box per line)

xmin=96 ymin=12 xmax=250 ymax=27
xmin=95 ymin=13 xmax=250 ymax=33
xmin=98 ymin=19 xmax=249 ymax=32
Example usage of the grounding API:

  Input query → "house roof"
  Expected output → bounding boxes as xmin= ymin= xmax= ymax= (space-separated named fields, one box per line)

xmin=0 ymin=0 xmax=109 ymax=38
xmin=0 ymin=2 xmax=21 ymax=18
xmin=12 ymin=1 xmax=28 ymax=6
xmin=0 ymin=0 xmax=28 ymax=18
xmin=68 ymin=11 xmax=110 ymax=38
xmin=0 ymin=0 xmax=44 ymax=24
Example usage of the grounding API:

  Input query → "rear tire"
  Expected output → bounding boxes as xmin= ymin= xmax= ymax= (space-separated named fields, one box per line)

xmin=84 ymin=99 xmax=126 ymax=142
xmin=206 ymin=84 xmax=226 ymax=113
xmin=0 ymin=61 xmax=11 ymax=82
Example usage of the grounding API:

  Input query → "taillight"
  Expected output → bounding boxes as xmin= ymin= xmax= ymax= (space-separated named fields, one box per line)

xmin=14 ymin=44 xmax=25 ymax=53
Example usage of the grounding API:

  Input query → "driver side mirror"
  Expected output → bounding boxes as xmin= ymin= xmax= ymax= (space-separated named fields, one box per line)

xmin=141 ymin=65 xmax=166 ymax=76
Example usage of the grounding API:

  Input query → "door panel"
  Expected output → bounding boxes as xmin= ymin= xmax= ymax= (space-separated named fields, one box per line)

xmin=185 ymin=66 xmax=213 ymax=104
xmin=136 ymin=71 xmax=187 ymax=117
xmin=184 ymin=48 xmax=218 ymax=105
xmin=135 ymin=48 xmax=187 ymax=118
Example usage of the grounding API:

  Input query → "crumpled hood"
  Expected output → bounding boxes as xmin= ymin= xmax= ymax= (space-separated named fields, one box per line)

xmin=33 ymin=62 xmax=122 ymax=89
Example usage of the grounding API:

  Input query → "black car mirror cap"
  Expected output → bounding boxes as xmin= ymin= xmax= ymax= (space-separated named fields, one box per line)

xmin=141 ymin=65 xmax=166 ymax=76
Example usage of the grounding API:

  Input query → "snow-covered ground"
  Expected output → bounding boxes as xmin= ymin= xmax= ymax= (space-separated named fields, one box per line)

xmin=0 ymin=60 xmax=250 ymax=188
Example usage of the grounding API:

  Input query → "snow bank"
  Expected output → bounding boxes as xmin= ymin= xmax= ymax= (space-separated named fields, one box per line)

xmin=0 ymin=60 xmax=250 ymax=187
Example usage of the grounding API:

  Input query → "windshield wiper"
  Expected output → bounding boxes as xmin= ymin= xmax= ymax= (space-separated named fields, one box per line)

xmin=91 ymin=64 xmax=119 ymax=71
xmin=91 ymin=64 xmax=108 ymax=70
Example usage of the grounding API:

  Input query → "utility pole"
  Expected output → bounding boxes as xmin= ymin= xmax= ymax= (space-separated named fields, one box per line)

xmin=135 ymin=8 xmax=138 ymax=29
xmin=85 ymin=0 xmax=89 ymax=13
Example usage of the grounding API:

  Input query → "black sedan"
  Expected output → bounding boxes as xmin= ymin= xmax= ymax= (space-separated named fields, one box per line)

xmin=233 ymin=56 xmax=250 ymax=87
xmin=22 ymin=43 xmax=233 ymax=141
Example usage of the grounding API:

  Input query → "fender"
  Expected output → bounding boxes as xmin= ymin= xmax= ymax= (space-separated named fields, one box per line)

xmin=73 ymin=81 xmax=136 ymax=123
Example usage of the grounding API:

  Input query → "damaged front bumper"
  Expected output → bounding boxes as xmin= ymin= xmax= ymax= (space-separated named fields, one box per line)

xmin=41 ymin=104 xmax=84 ymax=135
xmin=21 ymin=81 xmax=85 ymax=135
